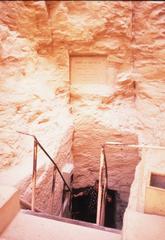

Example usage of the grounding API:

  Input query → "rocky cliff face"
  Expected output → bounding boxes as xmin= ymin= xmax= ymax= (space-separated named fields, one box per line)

xmin=0 ymin=1 xmax=72 ymax=169
xmin=0 ymin=0 xmax=164 ymax=224
xmin=122 ymin=2 xmax=165 ymax=237
xmin=133 ymin=1 xmax=165 ymax=145
xmin=0 ymin=0 xmax=74 ymax=212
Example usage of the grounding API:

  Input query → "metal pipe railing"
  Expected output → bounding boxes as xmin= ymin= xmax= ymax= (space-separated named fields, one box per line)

xmin=51 ymin=165 xmax=57 ymax=214
xmin=31 ymin=138 xmax=37 ymax=211
xmin=34 ymin=137 xmax=72 ymax=193
xmin=96 ymin=145 xmax=108 ymax=226
xmin=105 ymin=141 xmax=165 ymax=150
xmin=17 ymin=131 xmax=72 ymax=212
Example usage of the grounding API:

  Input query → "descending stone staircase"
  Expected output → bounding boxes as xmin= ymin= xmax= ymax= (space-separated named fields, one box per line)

xmin=0 ymin=185 xmax=121 ymax=240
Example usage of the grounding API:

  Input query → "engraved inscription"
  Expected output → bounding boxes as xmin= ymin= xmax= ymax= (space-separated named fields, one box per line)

xmin=70 ymin=56 xmax=107 ymax=85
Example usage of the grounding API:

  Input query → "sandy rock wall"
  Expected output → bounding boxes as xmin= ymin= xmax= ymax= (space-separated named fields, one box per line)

xmin=0 ymin=0 xmax=73 ymax=213
xmin=72 ymin=104 xmax=139 ymax=187
xmin=133 ymin=1 xmax=165 ymax=145
xmin=0 ymin=1 xmax=51 ymax=52
xmin=1 ymin=1 xmax=137 ymax=206
xmin=123 ymin=2 xmax=165 ymax=238
xmin=128 ymin=0 xmax=165 ymax=211
xmin=65 ymin=0 xmax=165 ymax=193
xmin=0 ymin=1 xmax=72 ymax=169
xmin=0 ymin=0 xmax=137 ymax=176
xmin=64 ymin=0 xmax=138 ymax=188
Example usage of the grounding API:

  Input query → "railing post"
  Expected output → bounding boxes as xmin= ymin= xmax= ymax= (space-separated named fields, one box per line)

xmin=96 ymin=146 xmax=104 ymax=225
xmin=101 ymin=146 xmax=108 ymax=226
xmin=31 ymin=138 xmax=37 ymax=211
xmin=51 ymin=165 xmax=56 ymax=214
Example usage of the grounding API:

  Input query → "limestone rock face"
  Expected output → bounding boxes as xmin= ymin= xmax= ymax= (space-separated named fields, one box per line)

xmin=72 ymin=101 xmax=139 ymax=187
xmin=50 ymin=1 xmax=132 ymax=44
xmin=128 ymin=0 xmax=165 ymax=208
xmin=0 ymin=1 xmax=51 ymax=51
xmin=0 ymin=0 xmax=73 ymax=212
xmin=133 ymin=1 xmax=165 ymax=145
xmin=122 ymin=2 xmax=165 ymax=237
xmin=0 ymin=1 xmax=72 ymax=170
xmin=0 ymin=1 xmax=135 ymax=184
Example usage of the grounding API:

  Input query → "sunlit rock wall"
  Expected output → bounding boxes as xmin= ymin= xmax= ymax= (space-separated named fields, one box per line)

xmin=64 ymin=1 xmax=139 ymax=192
xmin=123 ymin=2 xmax=165 ymax=239
xmin=126 ymin=1 xmax=165 ymax=212
xmin=0 ymin=0 xmax=73 ymax=212
xmin=133 ymin=1 xmax=165 ymax=145
xmin=0 ymin=1 xmax=72 ymax=169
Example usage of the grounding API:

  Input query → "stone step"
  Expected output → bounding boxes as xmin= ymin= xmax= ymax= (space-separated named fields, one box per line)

xmin=0 ymin=185 xmax=20 ymax=234
xmin=1 ymin=210 xmax=121 ymax=240
xmin=23 ymin=209 xmax=121 ymax=234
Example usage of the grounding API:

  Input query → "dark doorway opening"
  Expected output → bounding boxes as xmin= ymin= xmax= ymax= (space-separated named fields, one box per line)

xmin=72 ymin=187 xmax=117 ymax=228
xmin=72 ymin=187 xmax=89 ymax=222
xmin=104 ymin=189 xmax=116 ymax=228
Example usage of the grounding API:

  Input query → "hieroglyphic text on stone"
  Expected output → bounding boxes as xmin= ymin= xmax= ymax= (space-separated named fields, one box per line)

xmin=70 ymin=56 xmax=107 ymax=85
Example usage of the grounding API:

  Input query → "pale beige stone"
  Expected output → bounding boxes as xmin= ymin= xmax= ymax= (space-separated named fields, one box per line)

xmin=123 ymin=209 xmax=165 ymax=240
xmin=0 ymin=186 xmax=20 ymax=234
xmin=2 ymin=211 xmax=121 ymax=240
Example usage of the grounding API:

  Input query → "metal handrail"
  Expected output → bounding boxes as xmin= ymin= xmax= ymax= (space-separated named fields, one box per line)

xmin=96 ymin=144 xmax=108 ymax=226
xmin=17 ymin=131 xmax=72 ymax=211
xmin=105 ymin=141 xmax=165 ymax=150
xmin=103 ymin=145 xmax=108 ymax=190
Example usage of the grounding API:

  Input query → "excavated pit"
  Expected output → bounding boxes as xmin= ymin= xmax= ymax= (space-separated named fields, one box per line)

xmin=71 ymin=127 xmax=141 ymax=229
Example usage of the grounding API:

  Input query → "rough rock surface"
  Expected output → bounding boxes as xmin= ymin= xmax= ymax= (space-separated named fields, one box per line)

xmin=133 ymin=1 xmax=165 ymax=145
xmin=0 ymin=0 xmax=73 ymax=212
xmin=122 ymin=2 xmax=165 ymax=238
xmin=126 ymin=1 xmax=165 ymax=209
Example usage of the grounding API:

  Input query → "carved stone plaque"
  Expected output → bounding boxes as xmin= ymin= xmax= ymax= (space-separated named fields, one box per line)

xmin=70 ymin=56 xmax=107 ymax=85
